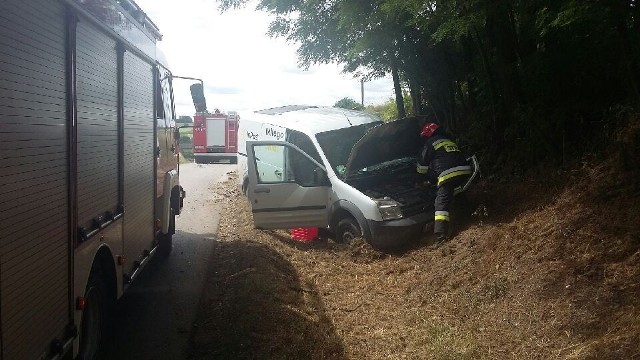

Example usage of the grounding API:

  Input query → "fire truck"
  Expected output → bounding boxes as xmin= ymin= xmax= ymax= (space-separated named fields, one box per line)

xmin=192 ymin=110 xmax=239 ymax=164
xmin=0 ymin=0 xmax=191 ymax=359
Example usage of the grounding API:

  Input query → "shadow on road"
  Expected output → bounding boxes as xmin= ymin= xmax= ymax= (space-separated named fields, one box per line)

xmin=99 ymin=229 xmax=218 ymax=360
xmin=187 ymin=235 xmax=347 ymax=360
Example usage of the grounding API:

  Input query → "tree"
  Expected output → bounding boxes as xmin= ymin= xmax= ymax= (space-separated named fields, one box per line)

xmin=176 ymin=115 xmax=192 ymax=124
xmin=215 ymin=0 xmax=640 ymax=171
xmin=365 ymin=99 xmax=401 ymax=122
xmin=364 ymin=92 xmax=413 ymax=122
xmin=217 ymin=0 xmax=412 ymax=118
xmin=334 ymin=97 xmax=364 ymax=111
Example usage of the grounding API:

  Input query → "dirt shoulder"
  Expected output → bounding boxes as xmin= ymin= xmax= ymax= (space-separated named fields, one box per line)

xmin=189 ymin=160 xmax=639 ymax=359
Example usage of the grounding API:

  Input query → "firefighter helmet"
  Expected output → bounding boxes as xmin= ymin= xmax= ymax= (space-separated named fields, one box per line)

xmin=420 ymin=122 xmax=439 ymax=138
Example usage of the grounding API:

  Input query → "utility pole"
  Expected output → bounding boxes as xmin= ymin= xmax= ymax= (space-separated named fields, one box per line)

xmin=360 ymin=79 xmax=364 ymax=106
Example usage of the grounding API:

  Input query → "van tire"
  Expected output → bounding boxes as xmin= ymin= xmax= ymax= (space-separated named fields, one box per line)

xmin=336 ymin=218 xmax=361 ymax=244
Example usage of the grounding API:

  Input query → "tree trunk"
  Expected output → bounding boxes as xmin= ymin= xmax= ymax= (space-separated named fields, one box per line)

xmin=485 ymin=2 xmax=522 ymax=144
xmin=635 ymin=0 xmax=640 ymax=33
xmin=461 ymin=37 xmax=479 ymax=127
xmin=613 ymin=1 xmax=640 ymax=104
xmin=472 ymin=29 xmax=499 ymax=129
xmin=408 ymin=78 xmax=422 ymax=116
xmin=454 ymin=80 xmax=467 ymax=130
xmin=390 ymin=57 xmax=406 ymax=119
xmin=634 ymin=0 xmax=640 ymax=89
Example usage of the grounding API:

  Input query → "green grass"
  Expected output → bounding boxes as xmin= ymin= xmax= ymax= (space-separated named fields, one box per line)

xmin=178 ymin=126 xmax=194 ymax=163
xmin=179 ymin=126 xmax=193 ymax=141
xmin=180 ymin=143 xmax=194 ymax=163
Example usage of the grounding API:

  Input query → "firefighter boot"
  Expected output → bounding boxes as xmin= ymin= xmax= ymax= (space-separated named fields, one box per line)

xmin=433 ymin=218 xmax=450 ymax=245
xmin=433 ymin=231 xmax=449 ymax=246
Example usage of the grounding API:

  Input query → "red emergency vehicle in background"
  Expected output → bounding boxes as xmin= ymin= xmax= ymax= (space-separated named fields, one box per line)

xmin=192 ymin=110 xmax=239 ymax=163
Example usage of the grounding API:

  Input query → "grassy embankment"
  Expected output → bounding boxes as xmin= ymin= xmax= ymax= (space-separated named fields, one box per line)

xmin=178 ymin=126 xmax=194 ymax=163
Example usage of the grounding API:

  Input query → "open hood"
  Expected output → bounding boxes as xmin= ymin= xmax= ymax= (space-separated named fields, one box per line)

xmin=344 ymin=116 xmax=427 ymax=178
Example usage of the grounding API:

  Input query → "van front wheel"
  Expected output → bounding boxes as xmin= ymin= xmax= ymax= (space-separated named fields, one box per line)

xmin=336 ymin=218 xmax=361 ymax=244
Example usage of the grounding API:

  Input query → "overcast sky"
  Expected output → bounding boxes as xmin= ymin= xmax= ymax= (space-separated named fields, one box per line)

xmin=134 ymin=0 xmax=394 ymax=119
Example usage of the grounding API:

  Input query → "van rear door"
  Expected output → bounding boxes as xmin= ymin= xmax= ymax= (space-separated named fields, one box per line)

xmin=246 ymin=141 xmax=330 ymax=229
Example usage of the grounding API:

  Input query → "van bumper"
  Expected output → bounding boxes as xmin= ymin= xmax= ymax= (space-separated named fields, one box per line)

xmin=366 ymin=212 xmax=429 ymax=249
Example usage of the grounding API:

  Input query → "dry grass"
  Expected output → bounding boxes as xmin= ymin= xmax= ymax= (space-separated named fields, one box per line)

xmin=189 ymin=153 xmax=640 ymax=359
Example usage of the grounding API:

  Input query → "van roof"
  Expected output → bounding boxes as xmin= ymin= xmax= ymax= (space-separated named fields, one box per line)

xmin=251 ymin=105 xmax=382 ymax=135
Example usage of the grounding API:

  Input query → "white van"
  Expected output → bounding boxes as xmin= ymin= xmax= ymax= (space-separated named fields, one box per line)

xmin=237 ymin=105 xmax=478 ymax=249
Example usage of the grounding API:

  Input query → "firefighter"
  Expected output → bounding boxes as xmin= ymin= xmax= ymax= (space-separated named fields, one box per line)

xmin=416 ymin=122 xmax=472 ymax=242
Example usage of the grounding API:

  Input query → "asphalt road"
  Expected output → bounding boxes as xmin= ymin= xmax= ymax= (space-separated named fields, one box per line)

xmin=99 ymin=162 xmax=236 ymax=360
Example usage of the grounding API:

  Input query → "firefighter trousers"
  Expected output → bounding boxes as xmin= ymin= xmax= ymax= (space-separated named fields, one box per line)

xmin=433 ymin=175 xmax=469 ymax=237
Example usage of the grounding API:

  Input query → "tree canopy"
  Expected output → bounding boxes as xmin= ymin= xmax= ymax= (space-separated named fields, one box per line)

xmin=217 ymin=0 xmax=640 ymax=171
xmin=176 ymin=115 xmax=193 ymax=124
xmin=334 ymin=97 xmax=364 ymax=111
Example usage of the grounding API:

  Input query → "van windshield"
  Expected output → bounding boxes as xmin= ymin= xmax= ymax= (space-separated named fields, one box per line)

xmin=315 ymin=122 xmax=381 ymax=177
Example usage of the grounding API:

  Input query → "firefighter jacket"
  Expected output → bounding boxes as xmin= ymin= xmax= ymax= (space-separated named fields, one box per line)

xmin=416 ymin=132 xmax=472 ymax=187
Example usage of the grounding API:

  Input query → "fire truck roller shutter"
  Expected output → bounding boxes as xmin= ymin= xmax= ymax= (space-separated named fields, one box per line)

xmin=123 ymin=51 xmax=155 ymax=269
xmin=0 ymin=0 xmax=69 ymax=358
xmin=76 ymin=18 xmax=120 ymax=236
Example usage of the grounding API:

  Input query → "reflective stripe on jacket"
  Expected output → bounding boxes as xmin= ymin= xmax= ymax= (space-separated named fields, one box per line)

xmin=417 ymin=132 xmax=468 ymax=181
xmin=437 ymin=165 xmax=473 ymax=186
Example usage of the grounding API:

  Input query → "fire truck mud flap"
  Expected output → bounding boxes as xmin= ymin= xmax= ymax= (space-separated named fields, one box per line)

xmin=172 ymin=186 xmax=186 ymax=215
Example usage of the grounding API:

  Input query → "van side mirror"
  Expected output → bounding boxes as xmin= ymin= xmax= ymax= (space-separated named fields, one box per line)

xmin=190 ymin=83 xmax=207 ymax=113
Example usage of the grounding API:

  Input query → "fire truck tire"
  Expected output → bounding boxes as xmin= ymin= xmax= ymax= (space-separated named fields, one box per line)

xmin=158 ymin=209 xmax=175 ymax=256
xmin=78 ymin=268 xmax=110 ymax=360
xmin=336 ymin=217 xmax=362 ymax=244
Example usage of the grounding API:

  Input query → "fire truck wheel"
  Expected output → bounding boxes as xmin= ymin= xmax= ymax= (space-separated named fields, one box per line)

xmin=336 ymin=217 xmax=361 ymax=244
xmin=158 ymin=210 xmax=175 ymax=256
xmin=78 ymin=270 xmax=109 ymax=360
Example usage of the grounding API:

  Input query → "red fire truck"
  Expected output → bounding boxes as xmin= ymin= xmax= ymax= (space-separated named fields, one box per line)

xmin=193 ymin=110 xmax=239 ymax=163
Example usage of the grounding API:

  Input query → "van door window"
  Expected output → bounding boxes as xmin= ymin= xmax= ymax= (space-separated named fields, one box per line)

xmin=252 ymin=144 xmax=326 ymax=187
xmin=287 ymin=130 xmax=321 ymax=163
xmin=254 ymin=144 xmax=287 ymax=183
xmin=286 ymin=131 xmax=326 ymax=186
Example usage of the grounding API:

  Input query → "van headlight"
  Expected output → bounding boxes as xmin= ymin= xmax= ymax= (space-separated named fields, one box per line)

xmin=375 ymin=198 xmax=403 ymax=221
